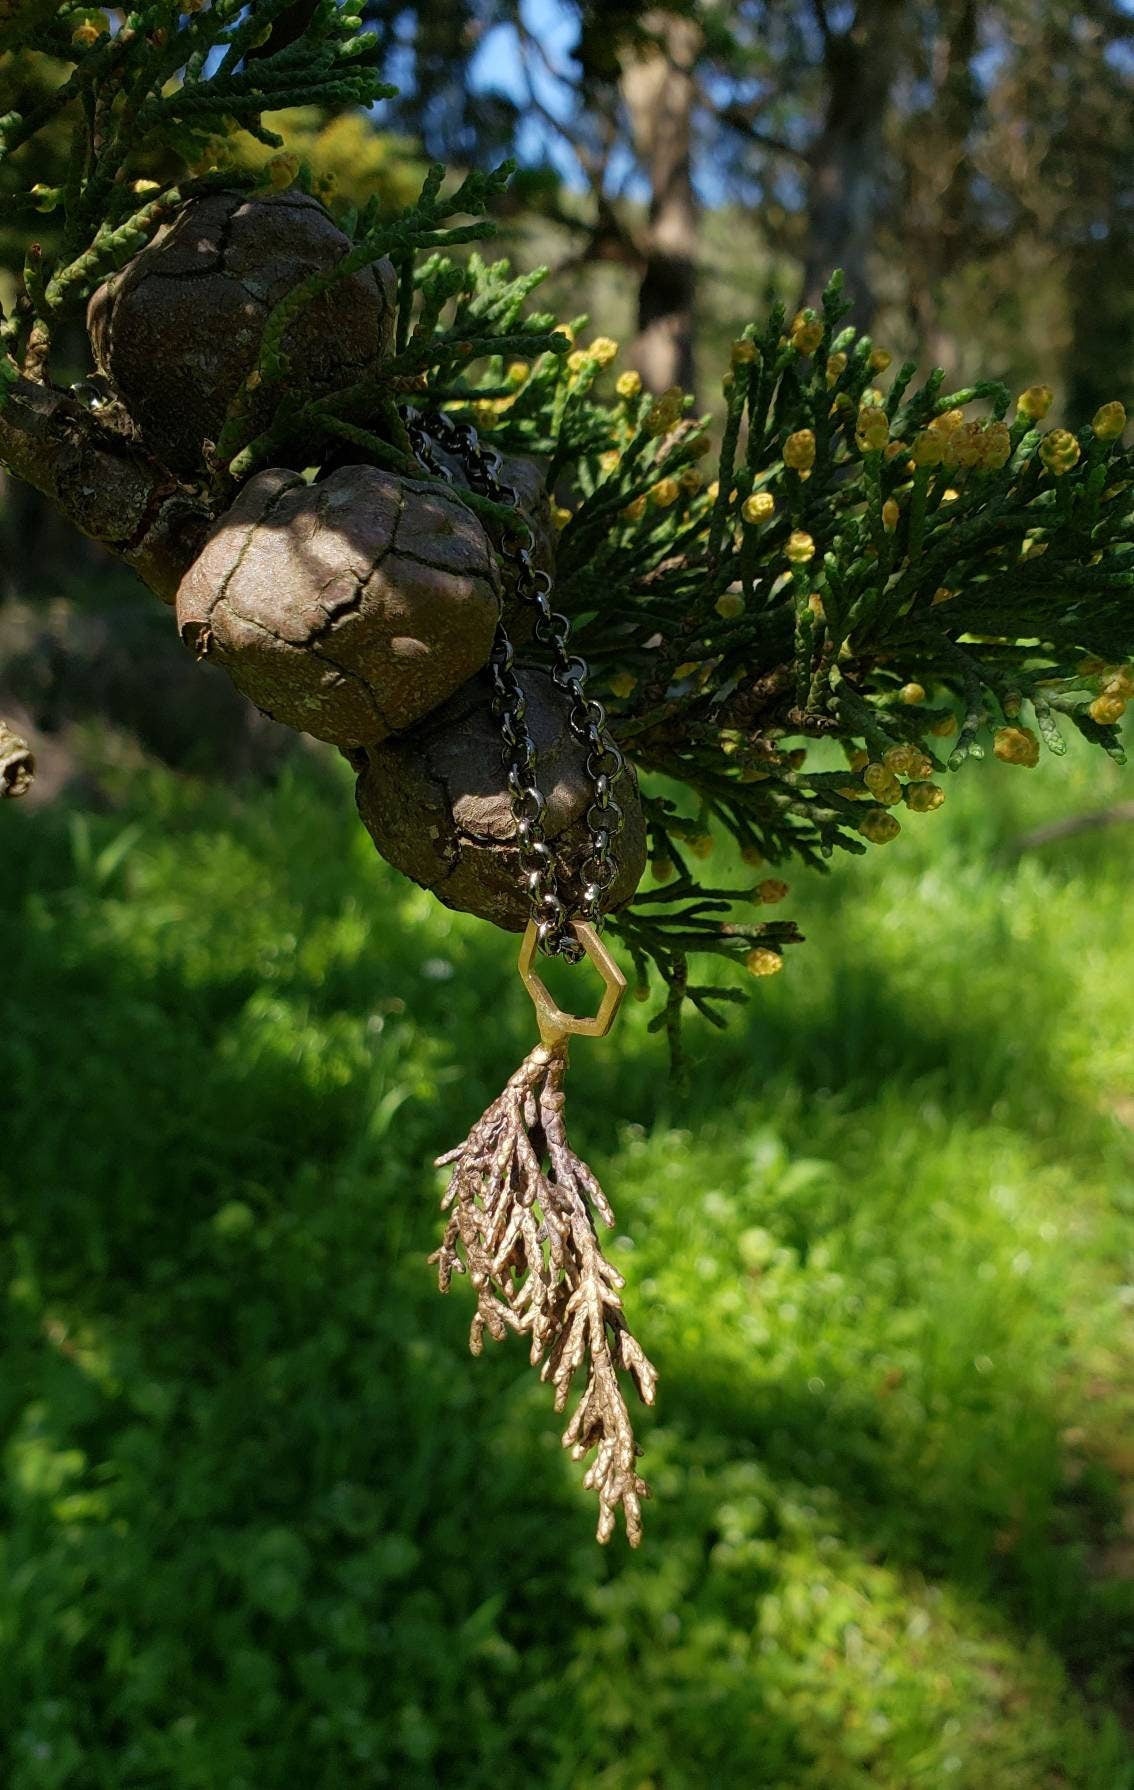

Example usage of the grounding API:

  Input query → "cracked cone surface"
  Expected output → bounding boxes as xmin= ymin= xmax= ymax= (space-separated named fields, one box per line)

xmin=175 ymin=465 xmax=502 ymax=746
xmin=354 ymin=667 xmax=647 ymax=930
xmin=88 ymin=190 xmax=396 ymax=476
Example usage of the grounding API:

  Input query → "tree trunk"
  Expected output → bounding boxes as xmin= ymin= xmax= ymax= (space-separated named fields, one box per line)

xmin=902 ymin=0 xmax=980 ymax=373
xmin=620 ymin=9 xmax=702 ymax=394
xmin=802 ymin=0 xmax=908 ymax=325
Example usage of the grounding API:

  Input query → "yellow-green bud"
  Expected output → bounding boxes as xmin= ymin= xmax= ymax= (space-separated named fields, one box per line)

xmin=745 ymin=947 xmax=783 ymax=977
xmin=864 ymin=763 xmax=902 ymax=804
xmin=645 ymin=386 xmax=684 ymax=436
xmin=904 ymin=781 xmax=945 ymax=812
xmin=857 ymin=808 xmax=902 ymax=844
xmin=980 ymin=422 xmax=1012 ymax=471
xmin=742 ymin=491 xmax=775 ymax=525
xmin=715 ymin=590 xmax=745 ymax=619
xmin=790 ymin=312 xmax=823 ymax=355
xmin=783 ymin=429 xmax=816 ymax=473
xmin=951 ymin=422 xmax=985 ymax=468
xmin=1089 ymin=691 xmax=1126 ymax=726
xmin=993 ymin=725 xmax=1040 ymax=767
xmin=856 ymin=405 xmax=890 ymax=453
xmin=1039 ymin=429 xmax=1080 ymax=476
xmin=911 ymin=430 xmax=944 ymax=469
xmin=883 ymin=743 xmax=933 ymax=779
xmin=1017 ymin=384 xmax=1054 ymax=420
xmin=1092 ymin=401 xmax=1127 ymax=442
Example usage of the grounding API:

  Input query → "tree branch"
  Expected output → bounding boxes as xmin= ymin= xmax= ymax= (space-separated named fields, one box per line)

xmin=1011 ymin=800 xmax=1134 ymax=856
xmin=812 ymin=0 xmax=835 ymax=54
xmin=0 ymin=377 xmax=212 ymax=602
xmin=715 ymin=100 xmax=812 ymax=165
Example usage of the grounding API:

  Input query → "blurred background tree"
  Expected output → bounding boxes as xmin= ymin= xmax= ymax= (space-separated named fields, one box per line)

xmin=358 ymin=0 xmax=1134 ymax=403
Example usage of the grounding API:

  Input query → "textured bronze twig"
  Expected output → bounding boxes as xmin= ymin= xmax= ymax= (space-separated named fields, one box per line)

xmin=433 ymin=1041 xmax=656 ymax=1544
xmin=0 ymin=721 xmax=34 ymax=798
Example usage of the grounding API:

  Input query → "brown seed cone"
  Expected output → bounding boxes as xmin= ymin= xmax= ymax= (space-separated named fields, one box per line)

xmin=175 ymin=465 xmax=502 ymax=748
xmin=88 ymin=190 xmax=395 ymax=476
xmin=354 ymin=668 xmax=647 ymax=931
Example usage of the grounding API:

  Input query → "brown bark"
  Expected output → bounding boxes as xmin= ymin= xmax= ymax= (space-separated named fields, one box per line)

xmin=0 ymin=375 xmax=211 ymax=602
xmin=802 ymin=0 xmax=908 ymax=324
xmin=619 ymin=10 xmax=702 ymax=394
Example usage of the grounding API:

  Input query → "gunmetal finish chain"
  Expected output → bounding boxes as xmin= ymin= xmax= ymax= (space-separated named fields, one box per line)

xmin=401 ymin=406 xmax=625 ymax=960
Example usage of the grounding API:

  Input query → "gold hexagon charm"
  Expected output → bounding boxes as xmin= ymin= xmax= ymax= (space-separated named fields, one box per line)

xmin=518 ymin=919 xmax=627 ymax=1048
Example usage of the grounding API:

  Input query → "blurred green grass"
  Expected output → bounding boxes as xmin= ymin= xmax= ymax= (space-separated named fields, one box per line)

xmin=2 ymin=733 xmax=1134 ymax=1789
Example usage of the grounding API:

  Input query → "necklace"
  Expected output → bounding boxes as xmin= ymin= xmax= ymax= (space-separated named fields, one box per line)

xmin=403 ymin=408 xmax=657 ymax=1546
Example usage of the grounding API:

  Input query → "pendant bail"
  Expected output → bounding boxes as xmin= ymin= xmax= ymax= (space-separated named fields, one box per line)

xmin=518 ymin=919 xmax=627 ymax=1048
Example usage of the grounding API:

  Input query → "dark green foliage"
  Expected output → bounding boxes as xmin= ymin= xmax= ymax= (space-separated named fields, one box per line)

xmin=0 ymin=0 xmax=395 ymax=364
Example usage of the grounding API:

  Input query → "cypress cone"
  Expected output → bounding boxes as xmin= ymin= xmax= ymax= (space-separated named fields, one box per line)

xmin=353 ymin=667 xmax=647 ymax=931
xmin=88 ymin=190 xmax=396 ymax=477
xmin=175 ymin=464 xmax=502 ymax=747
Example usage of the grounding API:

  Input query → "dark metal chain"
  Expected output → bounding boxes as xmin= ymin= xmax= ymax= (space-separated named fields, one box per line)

xmin=401 ymin=406 xmax=625 ymax=960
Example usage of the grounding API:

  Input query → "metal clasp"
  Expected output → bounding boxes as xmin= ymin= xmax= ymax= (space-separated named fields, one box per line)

xmin=518 ymin=919 xmax=626 ymax=1049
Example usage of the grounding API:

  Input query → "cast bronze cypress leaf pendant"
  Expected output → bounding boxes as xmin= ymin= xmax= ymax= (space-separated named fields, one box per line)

xmin=432 ymin=928 xmax=656 ymax=1545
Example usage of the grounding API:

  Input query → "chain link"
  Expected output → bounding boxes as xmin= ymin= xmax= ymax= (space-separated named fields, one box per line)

xmin=401 ymin=406 xmax=625 ymax=959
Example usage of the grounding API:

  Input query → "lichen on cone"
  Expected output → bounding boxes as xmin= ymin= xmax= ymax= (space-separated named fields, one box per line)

xmin=87 ymin=190 xmax=396 ymax=477
xmin=353 ymin=667 xmax=647 ymax=931
xmin=175 ymin=464 xmax=503 ymax=748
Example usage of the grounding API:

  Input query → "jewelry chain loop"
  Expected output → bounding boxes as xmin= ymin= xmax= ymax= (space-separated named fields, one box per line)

xmin=401 ymin=406 xmax=626 ymax=959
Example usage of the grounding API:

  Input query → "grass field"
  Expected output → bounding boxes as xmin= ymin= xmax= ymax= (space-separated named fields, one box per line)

xmin=3 ymin=727 xmax=1134 ymax=1789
